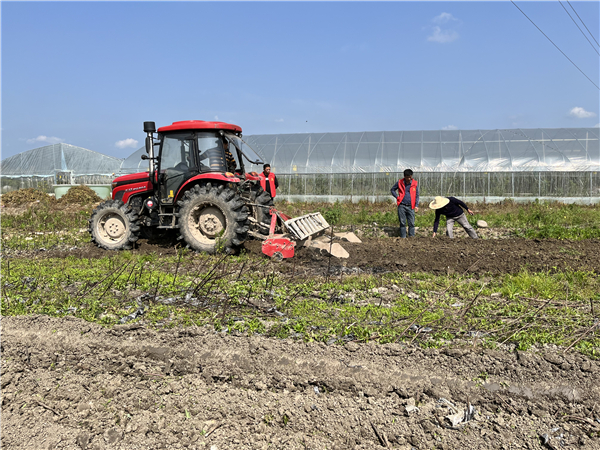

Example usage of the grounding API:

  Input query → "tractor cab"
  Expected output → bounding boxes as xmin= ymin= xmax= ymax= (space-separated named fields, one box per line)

xmin=157 ymin=131 xmax=237 ymax=204
xmin=149 ymin=122 xmax=263 ymax=205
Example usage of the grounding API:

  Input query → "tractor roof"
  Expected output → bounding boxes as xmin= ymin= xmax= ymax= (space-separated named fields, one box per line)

xmin=157 ymin=120 xmax=242 ymax=133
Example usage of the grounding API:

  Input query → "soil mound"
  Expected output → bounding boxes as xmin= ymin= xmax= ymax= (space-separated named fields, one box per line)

xmin=0 ymin=188 xmax=56 ymax=206
xmin=58 ymin=184 xmax=102 ymax=205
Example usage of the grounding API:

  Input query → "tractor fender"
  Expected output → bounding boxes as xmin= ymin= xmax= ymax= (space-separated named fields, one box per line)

xmin=175 ymin=173 xmax=240 ymax=203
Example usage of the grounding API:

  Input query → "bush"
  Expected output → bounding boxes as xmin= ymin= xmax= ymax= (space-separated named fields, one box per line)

xmin=322 ymin=201 xmax=343 ymax=225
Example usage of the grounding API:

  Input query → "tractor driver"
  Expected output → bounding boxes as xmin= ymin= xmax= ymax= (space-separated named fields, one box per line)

xmin=223 ymin=139 xmax=237 ymax=173
xmin=196 ymin=139 xmax=236 ymax=172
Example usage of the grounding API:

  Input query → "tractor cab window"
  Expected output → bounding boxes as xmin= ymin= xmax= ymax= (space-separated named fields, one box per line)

xmin=159 ymin=134 xmax=195 ymax=203
xmin=224 ymin=133 xmax=264 ymax=168
xmin=160 ymin=134 xmax=194 ymax=172
xmin=197 ymin=133 xmax=227 ymax=173
xmin=223 ymin=138 xmax=242 ymax=174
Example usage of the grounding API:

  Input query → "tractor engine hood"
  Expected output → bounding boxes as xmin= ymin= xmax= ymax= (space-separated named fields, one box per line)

xmin=112 ymin=171 xmax=150 ymax=188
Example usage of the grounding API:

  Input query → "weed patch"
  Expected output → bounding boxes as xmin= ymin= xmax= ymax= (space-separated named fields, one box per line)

xmin=1 ymin=253 xmax=597 ymax=358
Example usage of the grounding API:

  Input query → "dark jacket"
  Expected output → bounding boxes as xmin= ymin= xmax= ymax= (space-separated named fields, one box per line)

xmin=433 ymin=197 xmax=470 ymax=233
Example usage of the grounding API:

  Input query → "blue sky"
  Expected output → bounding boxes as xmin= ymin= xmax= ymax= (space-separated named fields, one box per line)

xmin=2 ymin=1 xmax=599 ymax=160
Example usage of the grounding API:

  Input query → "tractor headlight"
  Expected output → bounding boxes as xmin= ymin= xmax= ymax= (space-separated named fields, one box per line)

xmin=144 ymin=198 xmax=156 ymax=210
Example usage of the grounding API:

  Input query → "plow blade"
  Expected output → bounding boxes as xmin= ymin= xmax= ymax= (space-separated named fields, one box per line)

xmin=283 ymin=212 xmax=330 ymax=241
xmin=262 ymin=237 xmax=296 ymax=260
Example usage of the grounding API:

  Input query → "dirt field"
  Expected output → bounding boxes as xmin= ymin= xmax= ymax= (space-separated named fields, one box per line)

xmin=3 ymin=314 xmax=600 ymax=450
xmin=3 ymin=235 xmax=600 ymax=449
xmin=274 ymin=237 xmax=600 ymax=277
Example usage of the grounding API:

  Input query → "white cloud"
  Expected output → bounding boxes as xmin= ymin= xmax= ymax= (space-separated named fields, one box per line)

xmin=428 ymin=26 xmax=459 ymax=43
xmin=214 ymin=115 xmax=219 ymax=121
xmin=433 ymin=12 xmax=457 ymax=24
xmin=442 ymin=125 xmax=458 ymax=130
xmin=115 ymin=138 xmax=139 ymax=149
xmin=427 ymin=13 xmax=460 ymax=44
xmin=595 ymin=123 xmax=600 ymax=128
xmin=569 ymin=106 xmax=596 ymax=119
xmin=26 ymin=135 xmax=64 ymax=145
xmin=275 ymin=119 xmax=284 ymax=123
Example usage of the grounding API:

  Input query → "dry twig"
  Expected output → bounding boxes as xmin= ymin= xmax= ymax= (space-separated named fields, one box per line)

xmin=370 ymin=422 xmax=391 ymax=448
xmin=205 ymin=421 xmax=223 ymax=437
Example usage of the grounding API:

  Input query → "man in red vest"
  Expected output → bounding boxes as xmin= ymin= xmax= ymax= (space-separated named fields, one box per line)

xmin=390 ymin=169 xmax=419 ymax=238
xmin=259 ymin=164 xmax=279 ymax=198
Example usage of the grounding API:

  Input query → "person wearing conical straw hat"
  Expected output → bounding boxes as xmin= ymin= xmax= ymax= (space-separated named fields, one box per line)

xmin=429 ymin=196 xmax=478 ymax=239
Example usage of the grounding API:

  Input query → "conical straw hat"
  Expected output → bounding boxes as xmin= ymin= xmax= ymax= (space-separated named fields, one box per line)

xmin=429 ymin=196 xmax=450 ymax=209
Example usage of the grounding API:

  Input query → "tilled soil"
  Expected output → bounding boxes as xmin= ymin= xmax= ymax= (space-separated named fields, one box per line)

xmin=2 ymin=315 xmax=600 ymax=450
xmin=8 ymin=236 xmax=600 ymax=277
xmin=250 ymin=237 xmax=600 ymax=276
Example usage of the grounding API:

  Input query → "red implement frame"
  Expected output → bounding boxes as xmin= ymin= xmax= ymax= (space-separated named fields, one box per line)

xmin=261 ymin=207 xmax=295 ymax=259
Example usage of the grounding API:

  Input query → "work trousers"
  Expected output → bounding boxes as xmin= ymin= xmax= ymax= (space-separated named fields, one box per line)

xmin=397 ymin=204 xmax=415 ymax=238
xmin=446 ymin=213 xmax=479 ymax=239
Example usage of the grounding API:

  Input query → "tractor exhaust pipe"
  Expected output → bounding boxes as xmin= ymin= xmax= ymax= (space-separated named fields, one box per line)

xmin=143 ymin=121 xmax=156 ymax=176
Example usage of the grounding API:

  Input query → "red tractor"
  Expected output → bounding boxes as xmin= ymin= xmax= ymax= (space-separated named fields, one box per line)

xmin=89 ymin=120 xmax=328 ymax=257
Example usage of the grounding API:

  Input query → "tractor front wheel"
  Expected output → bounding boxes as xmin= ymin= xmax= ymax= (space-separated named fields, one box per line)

xmin=178 ymin=183 xmax=248 ymax=253
xmin=89 ymin=200 xmax=140 ymax=250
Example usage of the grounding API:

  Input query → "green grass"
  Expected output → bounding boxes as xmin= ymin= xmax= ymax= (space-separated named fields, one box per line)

xmin=1 ymin=253 xmax=598 ymax=358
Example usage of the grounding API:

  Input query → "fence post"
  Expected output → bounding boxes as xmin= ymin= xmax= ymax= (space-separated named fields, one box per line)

xmin=372 ymin=172 xmax=376 ymax=203
xmin=512 ymin=173 xmax=515 ymax=198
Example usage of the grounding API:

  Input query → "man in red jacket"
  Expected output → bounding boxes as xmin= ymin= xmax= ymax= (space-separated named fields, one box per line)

xmin=390 ymin=169 xmax=419 ymax=238
xmin=259 ymin=164 xmax=279 ymax=198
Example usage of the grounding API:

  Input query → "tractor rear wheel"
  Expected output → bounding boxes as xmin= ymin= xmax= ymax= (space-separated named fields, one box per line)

xmin=89 ymin=200 xmax=140 ymax=250
xmin=250 ymin=187 xmax=274 ymax=235
xmin=177 ymin=183 xmax=248 ymax=253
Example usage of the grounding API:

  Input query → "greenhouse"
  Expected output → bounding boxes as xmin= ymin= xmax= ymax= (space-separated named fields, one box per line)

xmin=0 ymin=143 xmax=122 ymax=194
xmin=243 ymin=128 xmax=600 ymax=203
xmin=3 ymin=128 xmax=598 ymax=203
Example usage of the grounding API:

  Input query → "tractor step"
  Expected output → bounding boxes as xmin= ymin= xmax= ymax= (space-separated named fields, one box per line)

xmin=283 ymin=212 xmax=330 ymax=240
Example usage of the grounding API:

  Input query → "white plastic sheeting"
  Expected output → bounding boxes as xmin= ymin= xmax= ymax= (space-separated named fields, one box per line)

xmin=244 ymin=128 xmax=599 ymax=174
xmin=1 ymin=143 xmax=123 ymax=177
